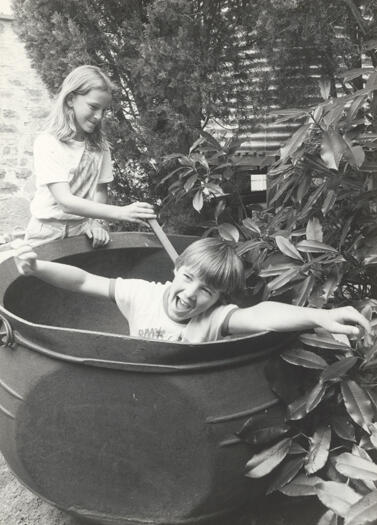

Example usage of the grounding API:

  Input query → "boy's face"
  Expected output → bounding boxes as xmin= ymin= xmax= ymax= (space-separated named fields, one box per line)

xmin=165 ymin=266 xmax=221 ymax=323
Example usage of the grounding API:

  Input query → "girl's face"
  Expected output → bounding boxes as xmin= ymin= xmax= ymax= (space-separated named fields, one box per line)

xmin=68 ymin=88 xmax=111 ymax=140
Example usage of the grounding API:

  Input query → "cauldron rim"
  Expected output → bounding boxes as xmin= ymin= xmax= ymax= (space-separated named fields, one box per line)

xmin=0 ymin=232 xmax=272 ymax=346
xmin=0 ymin=302 xmax=269 ymax=346
xmin=0 ymin=232 xmax=295 ymax=370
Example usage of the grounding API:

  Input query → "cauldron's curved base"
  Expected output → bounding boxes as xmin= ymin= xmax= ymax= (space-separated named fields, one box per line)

xmin=68 ymin=503 xmax=251 ymax=525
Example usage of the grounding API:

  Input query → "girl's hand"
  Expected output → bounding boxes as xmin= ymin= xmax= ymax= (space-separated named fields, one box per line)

xmin=85 ymin=220 xmax=110 ymax=248
xmin=119 ymin=202 xmax=157 ymax=224
xmin=315 ymin=306 xmax=372 ymax=337
xmin=12 ymin=240 xmax=38 ymax=275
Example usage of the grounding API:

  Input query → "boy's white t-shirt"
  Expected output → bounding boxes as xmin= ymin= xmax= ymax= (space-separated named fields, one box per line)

xmin=113 ymin=278 xmax=238 ymax=343
xmin=30 ymin=132 xmax=113 ymax=220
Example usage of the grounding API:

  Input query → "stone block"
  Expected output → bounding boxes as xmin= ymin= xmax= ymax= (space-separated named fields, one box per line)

xmin=2 ymin=109 xmax=17 ymax=119
xmin=0 ymin=180 xmax=18 ymax=194
xmin=30 ymin=107 xmax=50 ymax=119
xmin=15 ymin=168 xmax=32 ymax=179
xmin=9 ymin=78 xmax=22 ymax=87
xmin=2 ymin=145 xmax=17 ymax=156
xmin=0 ymin=122 xmax=16 ymax=133
xmin=0 ymin=196 xmax=30 ymax=234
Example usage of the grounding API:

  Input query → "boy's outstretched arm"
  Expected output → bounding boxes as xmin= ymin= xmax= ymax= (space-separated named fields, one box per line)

xmin=12 ymin=241 xmax=110 ymax=298
xmin=227 ymin=301 xmax=372 ymax=337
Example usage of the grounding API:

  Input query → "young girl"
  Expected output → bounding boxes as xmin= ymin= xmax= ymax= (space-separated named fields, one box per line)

xmin=25 ymin=64 xmax=156 ymax=247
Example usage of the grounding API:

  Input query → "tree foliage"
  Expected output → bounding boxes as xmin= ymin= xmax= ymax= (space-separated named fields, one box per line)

xmin=12 ymin=0 xmax=259 ymax=159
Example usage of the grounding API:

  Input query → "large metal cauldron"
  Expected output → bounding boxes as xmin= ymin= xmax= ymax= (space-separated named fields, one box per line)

xmin=0 ymin=233 xmax=292 ymax=525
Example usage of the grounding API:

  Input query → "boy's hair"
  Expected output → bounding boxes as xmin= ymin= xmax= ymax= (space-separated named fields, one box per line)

xmin=175 ymin=238 xmax=245 ymax=297
xmin=45 ymin=65 xmax=116 ymax=151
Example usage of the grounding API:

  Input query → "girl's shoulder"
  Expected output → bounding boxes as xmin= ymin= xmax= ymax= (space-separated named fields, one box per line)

xmin=34 ymin=132 xmax=60 ymax=149
xmin=34 ymin=132 xmax=84 ymax=152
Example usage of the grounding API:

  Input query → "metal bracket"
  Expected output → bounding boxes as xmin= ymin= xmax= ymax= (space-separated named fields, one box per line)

xmin=0 ymin=314 xmax=14 ymax=347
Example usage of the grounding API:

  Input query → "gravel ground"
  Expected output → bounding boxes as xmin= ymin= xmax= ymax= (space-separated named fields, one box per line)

xmin=0 ymin=453 xmax=80 ymax=525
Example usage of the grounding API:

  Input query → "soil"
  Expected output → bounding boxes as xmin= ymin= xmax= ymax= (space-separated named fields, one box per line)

xmin=0 ymin=454 xmax=80 ymax=525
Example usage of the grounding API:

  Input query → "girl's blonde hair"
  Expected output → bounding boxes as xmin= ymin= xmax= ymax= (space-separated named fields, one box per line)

xmin=45 ymin=65 xmax=116 ymax=150
xmin=175 ymin=238 xmax=245 ymax=298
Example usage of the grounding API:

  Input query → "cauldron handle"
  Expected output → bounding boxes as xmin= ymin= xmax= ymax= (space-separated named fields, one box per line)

xmin=0 ymin=314 xmax=14 ymax=348
xmin=148 ymin=219 xmax=178 ymax=263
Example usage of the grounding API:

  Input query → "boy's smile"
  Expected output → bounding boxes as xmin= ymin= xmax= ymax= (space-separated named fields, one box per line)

xmin=164 ymin=266 xmax=221 ymax=323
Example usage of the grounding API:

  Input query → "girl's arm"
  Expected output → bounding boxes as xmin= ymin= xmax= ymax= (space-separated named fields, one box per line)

xmin=13 ymin=242 xmax=110 ymax=299
xmin=86 ymin=183 xmax=110 ymax=247
xmin=227 ymin=301 xmax=371 ymax=337
xmin=48 ymin=182 xmax=156 ymax=223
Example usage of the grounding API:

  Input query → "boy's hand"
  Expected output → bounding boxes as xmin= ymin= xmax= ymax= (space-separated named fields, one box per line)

xmin=316 ymin=306 xmax=372 ymax=337
xmin=119 ymin=202 xmax=156 ymax=225
xmin=12 ymin=240 xmax=38 ymax=275
xmin=85 ymin=220 xmax=110 ymax=248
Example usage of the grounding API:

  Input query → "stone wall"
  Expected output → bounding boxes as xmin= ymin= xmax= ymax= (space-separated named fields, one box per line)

xmin=0 ymin=14 xmax=51 ymax=238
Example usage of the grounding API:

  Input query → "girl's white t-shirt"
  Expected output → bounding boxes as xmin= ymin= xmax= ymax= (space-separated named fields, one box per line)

xmin=30 ymin=133 xmax=113 ymax=220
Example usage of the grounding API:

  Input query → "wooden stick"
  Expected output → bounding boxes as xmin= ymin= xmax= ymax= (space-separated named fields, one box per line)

xmin=148 ymin=219 xmax=178 ymax=263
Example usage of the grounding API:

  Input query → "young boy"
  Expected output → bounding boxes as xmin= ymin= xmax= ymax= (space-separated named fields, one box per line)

xmin=12 ymin=238 xmax=371 ymax=343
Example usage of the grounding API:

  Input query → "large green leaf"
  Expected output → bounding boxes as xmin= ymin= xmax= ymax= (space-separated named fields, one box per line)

xmin=267 ymin=456 xmax=305 ymax=495
xmin=305 ymin=426 xmax=331 ymax=474
xmin=343 ymin=136 xmax=365 ymax=168
xmin=281 ymin=348 xmax=327 ymax=369
xmin=305 ymin=382 xmax=328 ymax=413
xmin=296 ymin=240 xmax=338 ymax=254
xmin=298 ymin=182 xmax=327 ymax=219
xmin=260 ymin=263 xmax=298 ymax=278
xmin=287 ymin=382 xmax=327 ymax=420
xmin=320 ymin=357 xmax=358 ymax=384
xmin=245 ymin=438 xmax=292 ymax=478
xmin=320 ymin=129 xmax=346 ymax=170
xmin=340 ymin=68 xmax=368 ymax=81
xmin=315 ymin=481 xmax=362 ymax=517
xmin=288 ymin=395 xmax=308 ymax=420
xmin=335 ymin=452 xmax=377 ymax=480
xmin=306 ymin=217 xmax=323 ymax=242
xmin=267 ymin=267 xmax=301 ymax=291
xmin=319 ymin=79 xmax=331 ymax=100
xmin=279 ymin=473 xmax=322 ymax=496
xmin=280 ymin=124 xmax=311 ymax=161
xmin=218 ymin=223 xmax=239 ymax=242
xmin=192 ymin=189 xmax=203 ymax=211
xmin=269 ymin=177 xmax=295 ymax=206
xmin=292 ymin=274 xmax=316 ymax=306
xmin=242 ymin=218 xmax=261 ymax=236
xmin=321 ymin=189 xmax=337 ymax=215
xmin=237 ymin=413 xmax=289 ymax=446
xmin=184 ymin=173 xmax=198 ymax=191
xmin=300 ymin=333 xmax=350 ymax=352
xmin=322 ymin=104 xmax=346 ymax=129
xmin=331 ymin=415 xmax=356 ymax=442
xmin=317 ymin=509 xmax=339 ymax=525
xmin=351 ymin=446 xmax=377 ymax=491
xmin=345 ymin=490 xmax=377 ymax=525
xmin=341 ymin=380 xmax=375 ymax=432
xmin=275 ymin=235 xmax=304 ymax=262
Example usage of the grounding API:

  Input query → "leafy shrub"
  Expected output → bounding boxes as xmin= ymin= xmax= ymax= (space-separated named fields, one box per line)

xmin=164 ymin=66 xmax=377 ymax=523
